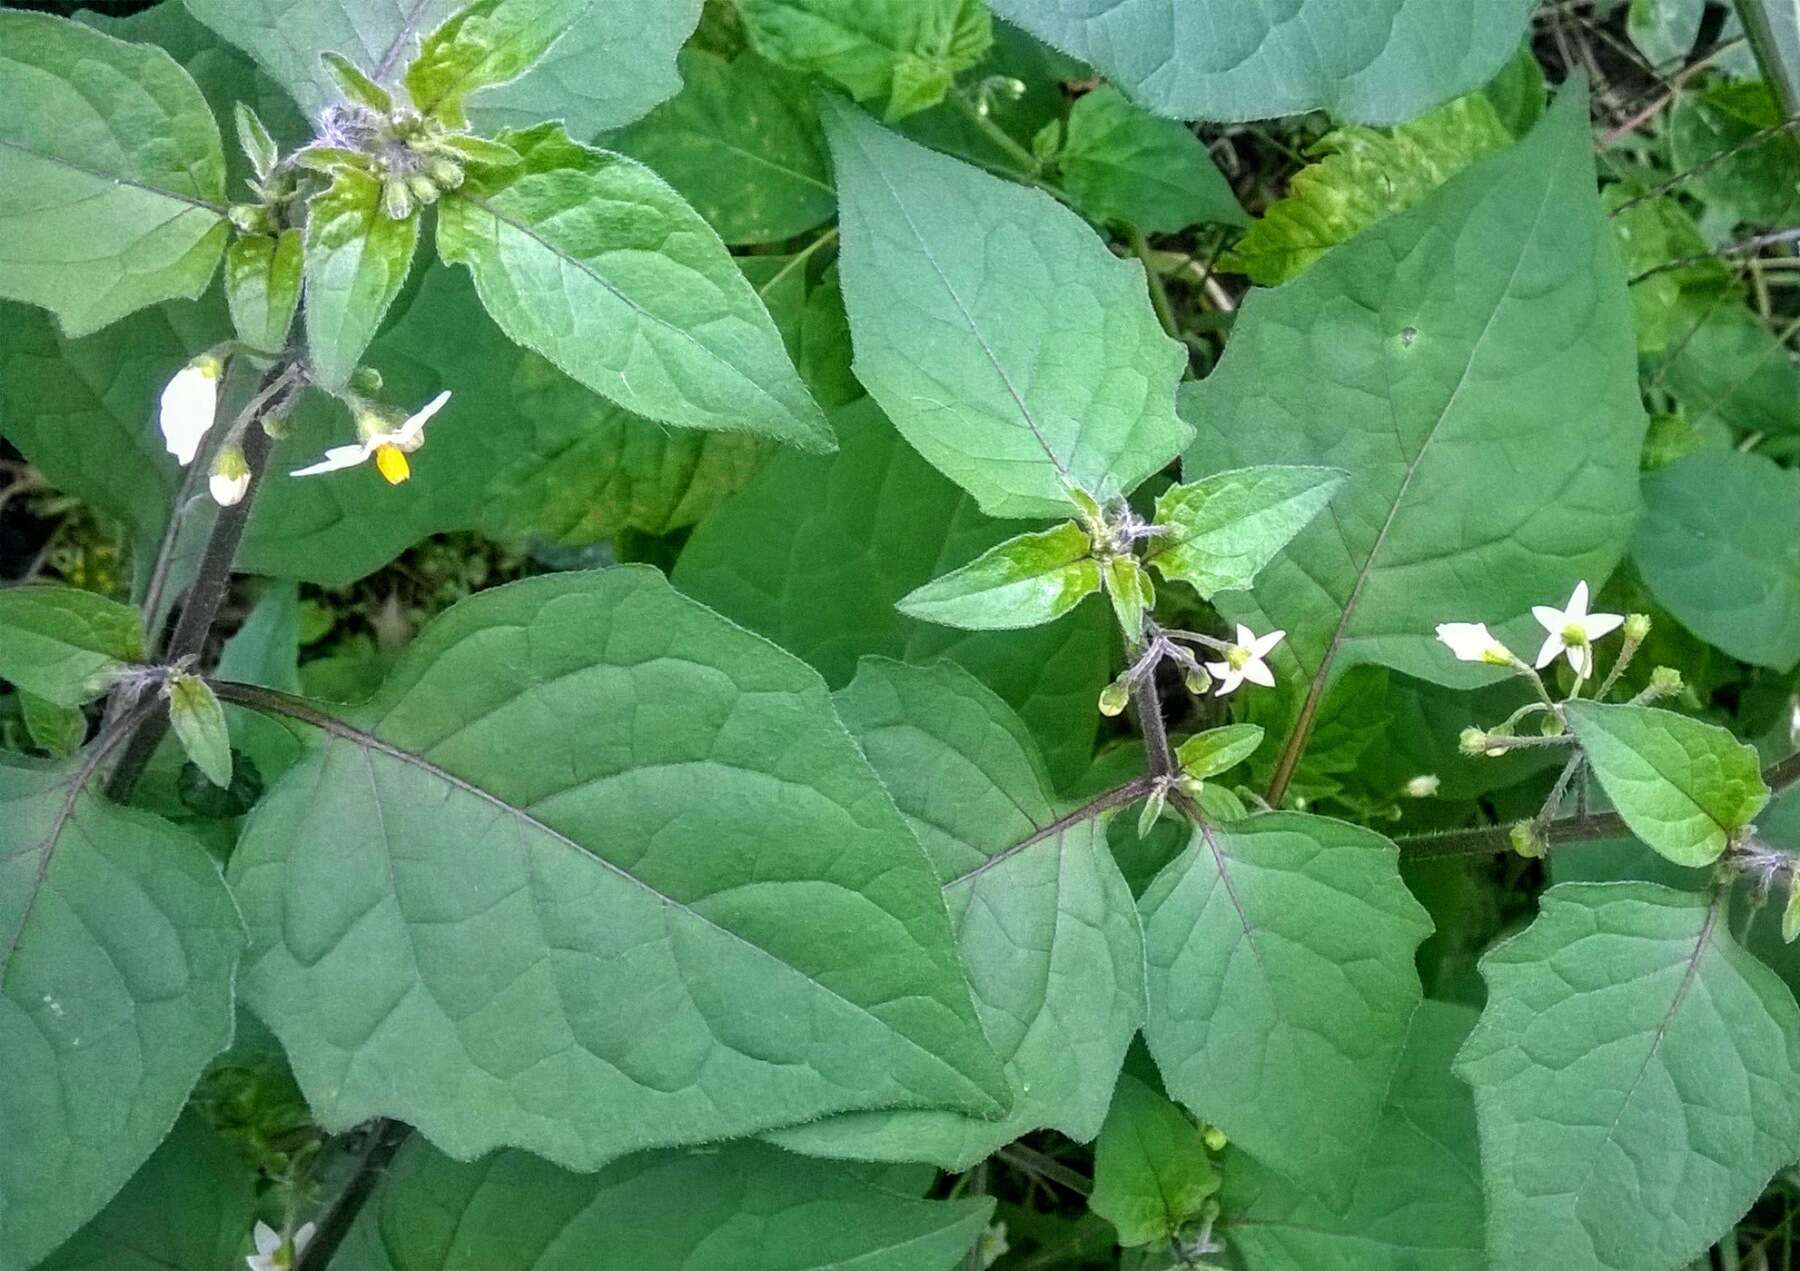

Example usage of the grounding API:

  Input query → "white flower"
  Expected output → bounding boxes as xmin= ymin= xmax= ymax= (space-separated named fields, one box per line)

xmin=1532 ymin=581 xmax=1623 ymax=678
xmin=1435 ymin=621 xmax=1515 ymax=666
xmin=246 ymin=1220 xmax=315 ymax=1271
xmin=1204 ymin=624 xmax=1285 ymax=697
xmin=290 ymin=390 xmax=450 ymax=485
xmin=209 ymin=444 xmax=251 ymax=507
xmin=159 ymin=355 xmax=224 ymax=466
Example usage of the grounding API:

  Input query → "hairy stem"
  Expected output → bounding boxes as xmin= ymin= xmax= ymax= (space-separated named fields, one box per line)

xmin=291 ymin=1118 xmax=410 ymax=1271
xmin=1132 ymin=669 xmax=1175 ymax=778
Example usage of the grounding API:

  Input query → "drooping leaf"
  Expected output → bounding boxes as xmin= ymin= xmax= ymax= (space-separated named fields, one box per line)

xmin=821 ymin=96 xmax=1190 ymax=518
xmin=897 ymin=522 xmax=1101 ymax=631
xmin=768 ymin=660 xmax=1143 ymax=1167
xmin=1145 ymin=467 xmax=1343 ymax=601
xmin=1088 ymin=1068 xmax=1219 ymax=1247
xmin=0 ymin=758 xmax=242 ymax=1270
xmin=166 ymin=673 xmax=233 ymax=791
xmin=0 ymin=585 xmax=145 ymax=709
xmin=225 ymin=230 xmax=303 ymax=355
xmin=437 ymin=123 xmax=832 ymax=451
xmin=1049 ymin=86 xmax=1245 ymax=233
xmin=673 ymin=399 xmax=1114 ymax=790
xmin=605 ymin=48 xmax=834 ymax=246
xmin=1138 ymin=812 xmax=1431 ymax=1210
xmin=1185 ymin=85 xmax=1645 ymax=800
xmin=1564 ymin=701 xmax=1769 ymax=867
xmin=335 ymin=1136 xmax=993 ymax=1271
xmin=228 ymin=569 xmax=1008 ymax=1169
xmin=1457 ymin=882 xmax=1800 ymax=1271
xmin=404 ymin=0 xmax=596 ymax=126
xmin=985 ymin=0 xmax=1537 ymax=125
xmin=303 ymin=166 xmax=420 ymax=392
xmin=0 ymin=11 xmax=227 ymax=336
xmin=1223 ymin=1001 xmax=1485 ymax=1271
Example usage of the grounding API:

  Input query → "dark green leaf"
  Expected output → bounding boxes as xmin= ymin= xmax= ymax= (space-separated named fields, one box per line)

xmin=1051 ymin=86 xmax=1245 ymax=232
xmin=1089 ymin=1070 xmax=1219 ymax=1247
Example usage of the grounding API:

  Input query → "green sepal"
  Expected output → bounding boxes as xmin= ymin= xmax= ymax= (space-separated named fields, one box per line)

xmin=895 ymin=521 xmax=1101 ymax=630
xmin=1146 ymin=466 xmax=1344 ymax=600
xmin=319 ymin=50 xmax=393 ymax=113
xmin=1176 ymin=724 xmax=1265 ymax=781
xmin=166 ymin=673 xmax=233 ymax=790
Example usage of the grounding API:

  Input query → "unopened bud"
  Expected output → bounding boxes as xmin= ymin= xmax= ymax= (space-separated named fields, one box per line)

xmin=406 ymin=174 xmax=440 ymax=204
xmin=1624 ymin=612 xmax=1651 ymax=643
xmin=228 ymin=203 xmax=275 ymax=234
xmin=1458 ymin=727 xmax=1490 ymax=757
xmin=382 ymin=178 xmax=413 ymax=220
xmin=1647 ymin=665 xmax=1683 ymax=699
xmin=1184 ymin=664 xmax=1212 ymax=695
xmin=1402 ymin=774 xmax=1440 ymax=799
xmin=1201 ymin=1126 xmax=1228 ymax=1152
xmin=1510 ymin=821 xmax=1547 ymax=860
xmin=349 ymin=366 xmax=385 ymax=395
xmin=208 ymin=443 xmax=251 ymax=506
xmin=426 ymin=157 xmax=465 ymax=190
xmin=1098 ymin=677 xmax=1131 ymax=717
xmin=1538 ymin=711 xmax=1565 ymax=737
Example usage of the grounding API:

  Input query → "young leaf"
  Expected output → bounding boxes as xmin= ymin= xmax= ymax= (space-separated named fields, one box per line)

xmin=1457 ymin=883 xmax=1800 ymax=1271
xmin=225 ymin=230 xmax=303 ymax=355
xmin=821 ymin=96 xmax=1191 ymax=518
xmin=1089 ymin=1069 xmax=1220 ymax=1247
xmin=1051 ymin=86 xmax=1246 ymax=233
xmin=1139 ymin=812 xmax=1431 ymax=1210
xmin=303 ymin=166 xmax=420 ymax=392
xmin=227 ymin=569 xmax=1008 ymax=1169
xmin=896 ymin=522 xmax=1100 ymax=631
xmin=1175 ymin=724 xmax=1264 ymax=781
xmin=334 ymin=1136 xmax=994 ymax=1271
xmin=0 ymin=758 xmax=242 ymax=1269
xmin=233 ymin=102 xmax=279 ymax=182
xmin=319 ymin=49 xmax=394 ymax=113
xmin=767 ymin=659 xmax=1144 ymax=1168
xmin=165 ymin=673 xmax=233 ymax=790
xmin=0 ymin=585 xmax=144 ymax=708
xmin=1564 ymin=701 xmax=1769 ymax=867
xmin=1102 ymin=555 xmax=1154 ymax=643
xmin=404 ymin=0 xmax=594 ymax=127
xmin=0 ymin=11 xmax=228 ymax=335
xmin=436 ymin=123 xmax=832 ymax=451
xmin=985 ymin=0 xmax=1535 ymax=125
xmin=1146 ymin=466 xmax=1343 ymax=600
xmin=17 ymin=692 xmax=85 ymax=758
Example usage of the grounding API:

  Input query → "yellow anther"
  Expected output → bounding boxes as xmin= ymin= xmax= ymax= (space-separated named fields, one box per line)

xmin=375 ymin=443 xmax=411 ymax=485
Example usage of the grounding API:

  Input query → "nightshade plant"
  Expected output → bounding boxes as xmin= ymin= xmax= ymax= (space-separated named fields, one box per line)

xmin=1 ymin=1 xmax=1799 ymax=1270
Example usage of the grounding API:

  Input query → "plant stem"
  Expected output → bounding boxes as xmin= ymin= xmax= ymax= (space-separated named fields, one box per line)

xmin=1128 ymin=226 xmax=1182 ymax=344
xmin=1132 ymin=669 xmax=1175 ymax=778
xmin=1733 ymin=0 xmax=1800 ymax=119
xmin=950 ymin=89 xmax=1041 ymax=177
xmin=997 ymin=1143 xmax=1093 ymax=1196
xmin=291 ymin=1118 xmax=409 ymax=1271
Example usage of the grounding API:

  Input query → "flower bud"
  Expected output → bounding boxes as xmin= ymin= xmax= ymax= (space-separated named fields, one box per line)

xmin=1402 ymin=774 xmax=1440 ymax=799
xmin=208 ymin=443 xmax=251 ymax=506
xmin=1624 ymin=612 xmax=1651 ymax=643
xmin=1183 ymin=664 xmax=1212 ymax=696
xmin=1648 ymin=665 xmax=1683 ymax=698
xmin=1098 ymin=677 xmax=1131 ymax=717
xmin=159 ymin=354 xmax=224 ymax=466
xmin=406 ymin=174 xmax=440 ymax=205
xmin=1202 ymin=1126 xmax=1228 ymax=1152
xmin=1510 ymin=820 xmax=1547 ymax=860
xmin=1458 ymin=727 xmax=1490 ymax=757
xmin=349 ymin=366 xmax=385 ymax=395
xmin=382 ymin=178 xmax=413 ymax=220
xmin=426 ymin=156 xmax=465 ymax=190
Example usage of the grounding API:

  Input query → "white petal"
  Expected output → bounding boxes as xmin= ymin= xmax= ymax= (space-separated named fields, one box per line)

xmin=292 ymin=1222 xmax=317 ymax=1253
xmin=253 ymin=1222 xmax=281 ymax=1256
xmin=159 ymin=365 xmax=219 ymax=466
xmin=1437 ymin=622 xmax=1495 ymax=662
xmin=396 ymin=389 xmax=451 ymax=443
xmin=1531 ymin=605 xmax=1566 ymax=634
xmin=1234 ymin=624 xmax=1257 ymax=648
xmin=1242 ymin=657 xmax=1276 ymax=688
xmin=290 ymin=445 xmax=370 ymax=477
xmin=245 ymin=1257 xmax=275 ymax=1271
xmin=1535 ymin=632 xmax=1564 ymax=669
xmin=1566 ymin=642 xmax=1594 ymax=678
xmin=1204 ymin=660 xmax=1230 ymax=680
xmin=1213 ymin=668 xmax=1246 ymax=696
xmin=209 ymin=471 xmax=250 ymax=506
xmin=1567 ymin=580 xmax=1589 ymax=621
xmin=1250 ymin=628 xmax=1286 ymax=658
xmin=1582 ymin=612 xmax=1625 ymax=641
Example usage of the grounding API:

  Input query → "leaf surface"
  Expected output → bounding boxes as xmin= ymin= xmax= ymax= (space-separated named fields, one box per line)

xmin=1089 ymin=1069 xmax=1219 ymax=1247
xmin=0 ymin=585 xmax=144 ymax=708
xmin=303 ymin=166 xmax=420 ymax=392
xmin=897 ymin=522 xmax=1100 ymax=631
xmin=1052 ymin=86 xmax=1244 ymax=232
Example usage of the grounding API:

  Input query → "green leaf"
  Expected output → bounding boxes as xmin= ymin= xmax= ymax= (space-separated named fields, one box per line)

xmin=1138 ymin=812 xmax=1431 ymax=1210
xmin=1223 ymin=1001 xmax=1485 ymax=1271
xmin=166 ymin=673 xmax=233 ymax=790
xmin=1457 ymin=882 xmax=1800 ymax=1271
xmin=303 ymin=166 xmax=420 ymax=392
xmin=1050 ymin=86 xmax=1245 ymax=233
xmin=0 ymin=585 xmax=144 ymax=708
xmin=985 ymin=0 xmax=1536 ymax=125
xmin=768 ymin=660 xmax=1144 ymax=1167
xmin=1628 ymin=0 xmax=1704 ymax=66
xmin=320 ymin=48 xmax=394 ymax=112
xmin=1146 ymin=467 xmax=1343 ymax=601
xmin=335 ymin=1136 xmax=993 ymax=1271
xmin=228 ymin=568 xmax=1008 ymax=1168
xmin=1657 ymin=302 xmax=1800 ymax=435
xmin=741 ymin=0 xmax=991 ymax=120
xmin=1185 ymin=85 xmax=1645 ymax=795
xmin=897 ymin=522 xmax=1101 ymax=631
xmin=1089 ymin=1069 xmax=1219 ymax=1247
xmin=1564 ymin=700 xmax=1769 ymax=867
xmin=0 ymin=11 xmax=227 ymax=336
xmin=821 ymin=97 xmax=1190 ymax=518
xmin=36 ymin=1113 xmax=258 ymax=1271
xmin=1175 ymin=724 xmax=1264 ymax=781
xmin=1634 ymin=450 xmax=1800 ymax=672
xmin=225 ymin=230 xmax=302 ymax=355
xmin=1669 ymin=81 xmax=1800 ymax=226
xmin=1102 ymin=555 xmax=1154 ymax=644
xmin=673 ymin=399 xmax=1113 ymax=790
xmin=233 ymin=102 xmax=278 ymax=182
xmin=18 ymin=692 xmax=85 ymax=759
xmin=1 ymin=758 xmax=242 ymax=1269
xmin=1219 ymin=93 xmax=1514 ymax=286
xmin=405 ymin=0 xmax=594 ymax=126
xmin=436 ymin=122 xmax=831 ymax=451
xmin=604 ymin=49 xmax=834 ymax=246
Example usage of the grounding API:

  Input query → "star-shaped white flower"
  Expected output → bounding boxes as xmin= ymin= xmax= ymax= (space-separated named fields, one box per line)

xmin=291 ymin=391 xmax=450 ymax=484
xmin=246 ymin=1221 xmax=314 ymax=1271
xmin=1435 ymin=621 xmax=1516 ymax=666
xmin=159 ymin=355 xmax=224 ymax=466
xmin=1204 ymin=624 xmax=1284 ymax=697
xmin=1532 ymin=581 xmax=1623 ymax=677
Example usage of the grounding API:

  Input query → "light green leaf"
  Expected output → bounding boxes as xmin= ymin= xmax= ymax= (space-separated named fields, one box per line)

xmin=0 ymin=758 xmax=242 ymax=1269
xmin=405 ymin=0 xmax=595 ymax=126
xmin=1102 ymin=555 xmax=1154 ymax=643
xmin=36 ymin=1114 xmax=258 ymax=1271
xmin=436 ymin=123 xmax=831 ymax=451
xmin=1146 ymin=467 xmax=1343 ymax=600
xmin=1175 ymin=724 xmax=1264 ymax=781
xmin=1089 ymin=1069 xmax=1219 ymax=1247
xmin=1224 ymin=1001 xmax=1485 ymax=1271
xmin=1139 ymin=812 xmax=1431 ymax=1210
xmin=303 ymin=166 xmax=420 ymax=391
xmin=1219 ymin=93 xmax=1514 ymax=286
xmin=320 ymin=48 xmax=394 ymax=112
xmin=1634 ymin=449 xmax=1800 ymax=672
xmin=673 ymin=399 xmax=1113 ymax=790
xmin=1669 ymin=81 xmax=1800 ymax=226
xmin=742 ymin=0 xmax=991 ymax=120
xmin=1185 ymin=85 xmax=1645 ymax=797
xmin=225 ymin=230 xmax=302 ymax=354
xmin=985 ymin=0 xmax=1536 ymax=125
xmin=0 ymin=585 xmax=144 ymax=708
xmin=1628 ymin=0 xmax=1704 ymax=66
xmin=1457 ymin=882 xmax=1800 ymax=1271
xmin=18 ymin=692 xmax=85 ymax=759
xmin=335 ymin=1136 xmax=993 ymax=1271
xmin=1658 ymin=302 xmax=1800 ymax=435
xmin=228 ymin=568 xmax=1008 ymax=1168
xmin=1564 ymin=700 xmax=1769 ymax=867
xmin=768 ymin=659 xmax=1144 ymax=1168
xmin=605 ymin=49 xmax=834 ymax=246
xmin=0 ymin=11 xmax=227 ymax=336
xmin=821 ymin=97 xmax=1190 ymax=518
xmin=897 ymin=522 xmax=1101 ymax=631
xmin=166 ymin=673 xmax=233 ymax=790
xmin=1050 ymin=85 xmax=1245 ymax=233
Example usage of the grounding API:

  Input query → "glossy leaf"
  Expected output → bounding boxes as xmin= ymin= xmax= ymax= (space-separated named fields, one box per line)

xmin=1089 ymin=1070 xmax=1219 ymax=1247
xmin=821 ymin=96 xmax=1191 ymax=518
xmin=303 ymin=166 xmax=420 ymax=392
xmin=1457 ymin=883 xmax=1800 ymax=1271
xmin=0 ymin=585 xmax=144 ymax=708
xmin=436 ymin=123 xmax=832 ymax=451
xmin=1146 ymin=467 xmax=1343 ymax=601
xmin=1051 ymin=86 xmax=1245 ymax=232
xmin=897 ymin=521 xmax=1100 ymax=631
xmin=1175 ymin=724 xmax=1264 ymax=781
xmin=224 ymin=230 xmax=302 ymax=355
xmin=405 ymin=0 xmax=595 ymax=126
xmin=0 ymin=11 xmax=227 ymax=336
